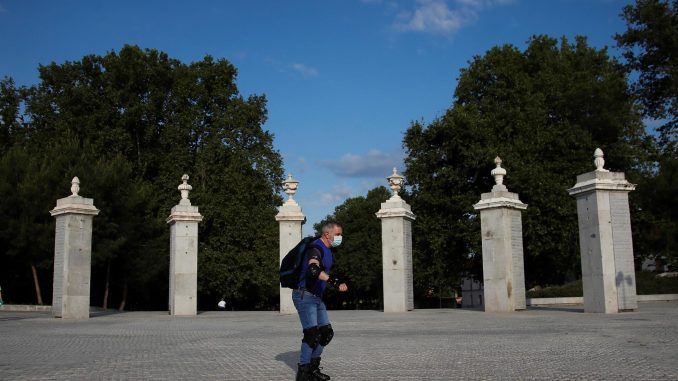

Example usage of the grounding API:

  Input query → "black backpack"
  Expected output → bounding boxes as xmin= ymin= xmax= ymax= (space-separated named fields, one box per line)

xmin=280 ymin=236 xmax=320 ymax=289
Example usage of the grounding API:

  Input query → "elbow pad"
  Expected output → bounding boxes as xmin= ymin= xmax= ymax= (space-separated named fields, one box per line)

xmin=307 ymin=263 xmax=322 ymax=281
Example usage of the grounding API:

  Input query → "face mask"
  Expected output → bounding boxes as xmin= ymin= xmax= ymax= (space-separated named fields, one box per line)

xmin=331 ymin=235 xmax=343 ymax=247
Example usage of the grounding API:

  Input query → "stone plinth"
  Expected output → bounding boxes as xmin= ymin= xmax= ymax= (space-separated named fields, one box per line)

xmin=376 ymin=194 xmax=416 ymax=312
xmin=50 ymin=178 xmax=99 ymax=319
xmin=568 ymin=158 xmax=637 ymax=313
xmin=276 ymin=173 xmax=305 ymax=314
xmin=473 ymin=185 xmax=527 ymax=312
xmin=166 ymin=175 xmax=202 ymax=316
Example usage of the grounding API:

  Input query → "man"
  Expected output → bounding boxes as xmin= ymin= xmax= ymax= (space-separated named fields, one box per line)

xmin=293 ymin=222 xmax=348 ymax=381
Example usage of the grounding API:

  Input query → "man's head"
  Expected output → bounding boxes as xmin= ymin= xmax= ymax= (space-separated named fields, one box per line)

xmin=320 ymin=222 xmax=343 ymax=248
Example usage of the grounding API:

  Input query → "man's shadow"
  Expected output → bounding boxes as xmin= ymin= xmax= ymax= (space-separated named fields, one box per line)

xmin=275 ymin=351 xmax=298 ymax=370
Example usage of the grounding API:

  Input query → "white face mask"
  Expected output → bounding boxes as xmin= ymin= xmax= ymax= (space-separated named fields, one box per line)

xmin=331 ymin=235 xmax=343 ymax=247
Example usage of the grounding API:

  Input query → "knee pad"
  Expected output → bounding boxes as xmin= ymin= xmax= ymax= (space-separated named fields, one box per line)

xmin=319 ymin=324 xmax=334 ymax=346
xmin=302 ymin=326 xmax=320 ymax=349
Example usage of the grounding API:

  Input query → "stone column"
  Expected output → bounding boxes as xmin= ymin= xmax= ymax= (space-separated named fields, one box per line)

xmin=568 ymin=148 xmax=637 ymax=313
xmin=275 ymin=173 xmax=305 ymax=314
xmin=50 ymin=177 xmax=99 ymax=319
xmin=473 ymin=157 xmax=527 ymax=312
xmin=376 ymin=168 xmax=416 ymax=312
xmin=167 ymin=174 xmax=203 ymax=316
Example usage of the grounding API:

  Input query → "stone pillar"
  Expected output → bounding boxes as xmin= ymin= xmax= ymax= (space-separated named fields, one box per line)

xmin=473 ymin=157 xmax=527 ymax=312
xmin=166 ymin=174 xmax=203 ymax=316
xmin=568 ymin=148 xmax=637 ymax=313
xmin=275 ymin=173 xmax=305 ymax=314
xmin=376 ymin=168 xmax=416 ymax=312
xmin=50 ymin=177 xmax=99 ymax=319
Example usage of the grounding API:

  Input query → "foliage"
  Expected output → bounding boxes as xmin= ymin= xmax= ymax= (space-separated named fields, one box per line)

xmin=616 ymin=0 xmax=678 ymax=268
xmin=615 ymin=0 xmax=677 ymax=151
xmin=0 ymin=46 xmax=283 ymax=310
xmin=635 ymin=271 xmax=678 ymax=294
xmin=403 ymin=36 xmax=650 ymax=294
xmin=525 ymin=280 xmax=583 ymax=298
xmin=314 ymin=186 xmax=390 ymax=309
xmin=525 ymin=272 xmax=678 ymax=297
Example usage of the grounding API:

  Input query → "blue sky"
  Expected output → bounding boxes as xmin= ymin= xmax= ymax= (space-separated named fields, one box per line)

xmin=0 ymin=0 xmax=633 ymax=235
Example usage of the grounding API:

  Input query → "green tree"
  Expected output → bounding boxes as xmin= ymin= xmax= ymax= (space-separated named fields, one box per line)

xmin=0 ymin=45 xmax=284 ymax=309
xmin=615 ymin=0 xmax=677 ymax=150
xmin=403 ymin=36 xmax=649 ymax=291
xmin=314 ymin=186 xmax=390 ymax=309
xmin=615 ymin=0 xmax=677 ymax=268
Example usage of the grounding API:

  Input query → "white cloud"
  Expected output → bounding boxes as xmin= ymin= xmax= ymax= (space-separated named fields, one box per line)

xmin=394 ymin=0 xmax=513 ymax=36
xmin=320 ymin=149 xmax=404 ymax=178
xmin=319 ymin=184 xmax=354 ymax=205
xmin=290 ymin=63 xmax=319 ymax=78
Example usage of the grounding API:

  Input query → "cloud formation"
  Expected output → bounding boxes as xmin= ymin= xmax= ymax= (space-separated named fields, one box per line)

xmin=290 ymin=63 xmax=319 ymax=78
xmin=319 ymin=184 xmax=354 ymax=205
xmin=320 ymin=149 xmax=404 ymax=178
xmin=394 ymin=0 xmax=512 ymax=36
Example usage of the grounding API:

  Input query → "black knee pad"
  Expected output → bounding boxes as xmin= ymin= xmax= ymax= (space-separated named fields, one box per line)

xmin=319 ymin=324 xmax=334 ymax=346
xmin=302 ymin=326 xmax=320 ymax=348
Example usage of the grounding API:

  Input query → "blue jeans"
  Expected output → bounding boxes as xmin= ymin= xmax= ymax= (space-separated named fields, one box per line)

xmin=292 ymin=289 xmax=330 ymax=364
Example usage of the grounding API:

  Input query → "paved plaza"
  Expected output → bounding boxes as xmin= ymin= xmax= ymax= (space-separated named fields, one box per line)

xmin=1 ymin=302 xmax=677 ymax=380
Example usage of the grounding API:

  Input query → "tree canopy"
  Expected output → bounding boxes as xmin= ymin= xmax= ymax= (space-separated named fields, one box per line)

xmin=616 ymin=0 xmax=677 ymax=151
xmin=615 ymin=0 xmax=677 ymax=268
xmin=403 ymin=35 xmax=650 ymax=292
xmin=314 ymin=186 xmax=390 ymax=309
xmin=0 ymin=45 xmax=283 ymax=309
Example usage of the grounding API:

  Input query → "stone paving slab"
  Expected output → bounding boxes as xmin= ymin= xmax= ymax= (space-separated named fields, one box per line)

xmin=1 ymin=302 xmax=677 ymax=380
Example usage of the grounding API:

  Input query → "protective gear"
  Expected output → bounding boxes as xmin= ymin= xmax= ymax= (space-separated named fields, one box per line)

xmin=310 ymin=357 xmax=331 ymax=381
xmin=331 ymin=235 xmax=342 ymax=247
xmin=318 ymin=324 xmax=334 ymax=346
xmin=296 ymin=363 xmax=313 ymax=381
xmin=302 ymin=326 xmax=320 ymax=349
xmin=307 ymin=263 xmax=322 ymax=281
xmin=327 ymin=277 xmax=340 ymax=289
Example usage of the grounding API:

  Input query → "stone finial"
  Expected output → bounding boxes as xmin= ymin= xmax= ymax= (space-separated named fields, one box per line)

xmin=594 ymin=148 xmax=609 ymax=172
xmin=70 ymin=177 xmax=80 ymax=196
xmin=387 ymin=167 xmax=404 ymax=199
xmin=282 ymin=173 xmax=299 ymax=205
xmin=491 ymin=157 xmax=507 ymax=186
xmin=178 ymin=174 xmax=193 ymax=205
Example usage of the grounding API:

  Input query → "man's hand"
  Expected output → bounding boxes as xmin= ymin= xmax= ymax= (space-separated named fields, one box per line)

xmin=338 ymin=283 xmax=348 ymax=292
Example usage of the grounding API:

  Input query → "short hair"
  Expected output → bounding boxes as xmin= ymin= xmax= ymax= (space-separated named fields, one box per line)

xmin=321 ymin=221 xmax=342 ymax=234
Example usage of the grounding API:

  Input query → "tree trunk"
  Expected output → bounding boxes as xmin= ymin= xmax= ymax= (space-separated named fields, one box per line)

xmin=102 ymin=261 xmax=111 ymax=309
xmin=118 ymin=281 xmax=127 ymax=311
xmin=31 ymin=263 xmax=43 ymax=305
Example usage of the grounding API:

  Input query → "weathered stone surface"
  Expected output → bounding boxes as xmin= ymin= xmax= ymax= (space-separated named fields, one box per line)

xmin=167 ymin=175 xmax=203 ymax=316
xmin=276 ymin=174 xmax=305 ymax=314
xmin=2 ymin=302 xmax=677 ymax=380
xmin=276 ymin=205 xmax=304 ymax=314
xmin=473 ymin=158 xmax=527 ymax=313
xmin=568 ymin=153 xmax=637 ymax=314
xmin=377 ymin=194 xmax=415 ymax=312
xmin=50 ymin=185 xmax=99 ymax=320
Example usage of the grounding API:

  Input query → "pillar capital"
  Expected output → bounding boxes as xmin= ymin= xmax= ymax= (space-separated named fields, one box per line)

xmin=376 ymin=197 xmax=416 ymax=221
xmin=567 ymin=170 xmax=636 ymax=196
xmin=167 ymin=175 xmax=202 ymax=224
xmin=275 ymin=203 xmax=305 ymax=222
xmin=50 ymin=177 xmax=99 ymax=217
xmin=473 ymin=190 xmax=527 ymax=211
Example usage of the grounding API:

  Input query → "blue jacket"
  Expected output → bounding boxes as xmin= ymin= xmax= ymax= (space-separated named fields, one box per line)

xmin=297 ymin=238 xmax=334 ymax=296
